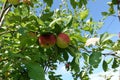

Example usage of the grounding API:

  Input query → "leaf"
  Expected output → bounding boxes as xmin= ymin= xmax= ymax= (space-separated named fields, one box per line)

xmin=65 ymin=15 xmax=73 ymax=27
xmin=82 ymin=0 xmax=87 ymax=5
xmin=40 ymin=12 xmax=54 ymax=21
xmin=26 ymin=62 xmax=45 ymax=80
xmin=75 ymin=53 xmax=81 ymax=65
xmin=112 ymin=58 xmax=119 ymax=68
xmin=37 ymin=19 xmax=44 ymax=26
xmin=63 ymin=51 xmax=69 ymax=61
xmin=2 ymin=62 xmax=11 ymax=73
xmin=101 ymin=12 xmax=108 ymax=16
xmin=71 ymin=35 xmax=87 ymax=43
xmin=83 ymin=26 xmax=93 ymax=32
xmin=89 ymin=52 xmax=102 ymax=68
xmin=43 ymin=0 xmax=53 ymax=7
xmin=80 ymin=9 xmax=89 ymax=20
xmin=112 ymin=0 xmax=118 ymax=5
xmin=102 ymin=60 xmax=108 ymax=72
xmin=80 ymin=71 xmax=89 ymax=80
xmin=100 ymin=32 xmax=117 ymax=44
xmin=49 ymin=18 xmax=62 ymax=27
xmin=106 ymin=58 xmax=113 ymax=64
xmin=70 ymin=0 xmax=77 ymax=9
xmin=67 ymin=46 xmax=78 ymax=57
xmin=82 ymin=53 xmax=89 ymax=63
xmin=53 ymin=23 xmax=63 ymax=35
xmin=70 ymin=58 xmax=80 ymax=73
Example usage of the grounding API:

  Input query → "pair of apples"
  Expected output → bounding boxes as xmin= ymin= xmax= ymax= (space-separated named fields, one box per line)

xmin=39 ymin=33 xmax=70 ymax=48
xmin=8 ymin=0 xmax=30 ymax=5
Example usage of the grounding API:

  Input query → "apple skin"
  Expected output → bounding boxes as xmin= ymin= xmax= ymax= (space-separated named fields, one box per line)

xmin=23 ymin=0 xmax=31 ymax=5
xmin=8 ymin=0 xmax=19 ymax=5
xmin=65 ymin=63 xmax=70 ymax=71
xmin=56 ymin=33 xmax=70 ymax=48
xmin=38 ymin=34 xmax=56 ymax=48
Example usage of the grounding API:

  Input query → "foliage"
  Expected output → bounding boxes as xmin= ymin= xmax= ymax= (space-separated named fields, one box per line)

xmin=0 ymin=0 xmax=120 ymax=80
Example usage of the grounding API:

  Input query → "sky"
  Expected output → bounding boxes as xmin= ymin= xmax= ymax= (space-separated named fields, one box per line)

xmin=88 ymin=0 xmax=120 ymax=35
xmin=47 ymin=0 xmax=120 ymax=80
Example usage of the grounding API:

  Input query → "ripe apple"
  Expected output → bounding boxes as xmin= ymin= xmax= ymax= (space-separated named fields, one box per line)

xmin=38 ymin=34 xmax=56 ymax=48
xmin=56 ymin=33 xmax=70 ymax=48
xmin=8 ymin=0 xmax=20 ymax=5
xmin=23 ymin=0 xmax=31 ymax=5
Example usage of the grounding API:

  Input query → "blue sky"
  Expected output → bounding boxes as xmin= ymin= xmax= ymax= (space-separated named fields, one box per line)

xmin=88 ymin=0 xmax=120 ymax=35
xmin=46 ymin=0 xmax=120 ymax=80
xmin=51 ymin=0 xmax=120 ymax=35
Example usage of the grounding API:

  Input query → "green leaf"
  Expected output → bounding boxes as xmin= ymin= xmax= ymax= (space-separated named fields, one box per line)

xmin=89 ymin=52 xmax=102 ymax=68
xmin=40 ymin=12 xmax=54 ymax=21
xmin=112 ymin=58 xmax=119 ymax=68
xmin=102 ymin=60 xmax=108 ymax=72
xmin=20 ymin=32 xmax=36 ymax=47
xmin=83 ymin=26 xmax=93 ymax=33
xmin=52 ymin=23 xmax=63 ymax=35
xmin=75 ymin=53 xmax=81 ymax=65
xmin=109 ymin=6 xmax=115 ymax=15
xmin=101 ymin=12 xmax=108 ymax=16
xmin=70 ymin=0 xmax=77 ymax=9
xmin=80 ymin=71 xmax=89 ymax=80
xmin=71 ymin=35 xmax=87 ymax=43
xmin=82 ymin=0 xmax=87 ymax=5
xmin=49 ymin=18 xmax=62 ymax=27
xmin=100 ymin=32 xmax=117 ymax=44
xmin=71 ymin=58 xmax=80 ymax=73
xmin=112 ymin=0 xmax=118 ymax=5
xmin=65 ymin=15 xmax=73 ymax=27
xmin=106 ymin=58 xmax=113 ymax=64
xmin=2 ymin=62 xmax=11 ymax=73
xmin=37 ymin=19 xmax=44 ymax=26
xmin=82 ymin=53 xmax=89 ymax=63
xmin=63 ymin=51 xmax=69 ymax=61
xmin=67 ymin=46 xmax=78 ymax=57
xmin=43 ymin=0 xmax=53 ymax=7
xmin=26 ymin=62 xmax=45 ymax=80
xmin=80 ymin=9 xmax=89 ymax=20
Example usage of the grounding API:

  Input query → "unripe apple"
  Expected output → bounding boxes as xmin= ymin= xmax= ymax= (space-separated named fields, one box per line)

xmin=38 ymin=34 xmax=56 ymax=48
xmin=8 ymin=0 xmax=20 ymax=5
xmin=56 ymin=33 xmax=70 ymax=48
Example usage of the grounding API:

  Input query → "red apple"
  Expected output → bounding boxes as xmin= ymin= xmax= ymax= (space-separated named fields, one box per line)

xmin=56 ymin=33 xmax=70 ymax=48
xmin=23 ymin=0 xmax=31 ymax=5
xmin=65 ymin=63 xmax=70 ymax=71
xmin=38 ymin=34 xmax=56 ymax=48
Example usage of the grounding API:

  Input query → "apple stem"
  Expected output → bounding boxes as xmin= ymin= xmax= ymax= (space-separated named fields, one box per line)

xmin=0 ymin=0 xmax=12 ymax=27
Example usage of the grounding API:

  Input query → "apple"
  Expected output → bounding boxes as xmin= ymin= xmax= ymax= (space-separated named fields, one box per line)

xmin=38 ymin=34 xmax=56 ymax=48
xmin=56 ymin=33 xmax=70 ymax=48
xmin=65 ymin=63 xmax=70 ymax=71
xmin=23 ymin=0 xmax=31 ymax=5
xmin=8 ymin=0 xmax=20 ymax=5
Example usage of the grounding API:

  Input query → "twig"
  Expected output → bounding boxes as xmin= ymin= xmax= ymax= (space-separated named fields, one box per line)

xmin=0 ymin=0 xmax=8 ymax=22
xmin=102 ymin=52 xmax=115 ymax=56
xmin=0 ymin=30 xmax=17 ymax=35
xmin=0 ymin=6 xmax=11 ymax=27
xmin=0 ymin=0 xmax=12 ymax=27
xmin=83 ymin=48 xmax=120 ymax=59
xmin=102 ymin=52 xmax=120 ymax=58
xmin=0 ymin=58 xmax=8 ymax=62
